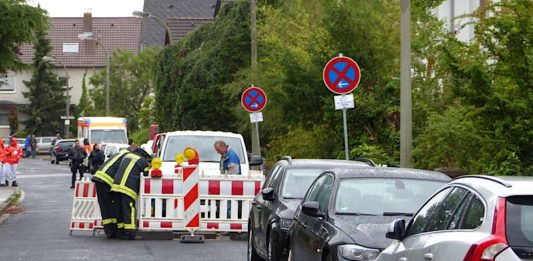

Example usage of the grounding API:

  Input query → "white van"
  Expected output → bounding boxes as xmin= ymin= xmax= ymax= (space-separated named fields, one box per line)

xmin=158 ymin=130 xmax=263 ymax=176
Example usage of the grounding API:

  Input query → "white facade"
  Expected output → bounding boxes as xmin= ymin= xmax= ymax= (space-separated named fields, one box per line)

xmin=0 ymin=68 xmax=101 ymax=137
xmin=433 ymin=0 xmax=480 ymax=42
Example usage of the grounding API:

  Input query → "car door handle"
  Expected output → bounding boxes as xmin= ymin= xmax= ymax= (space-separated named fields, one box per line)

xmin=424 ymin=253 xmax=433 ymax=261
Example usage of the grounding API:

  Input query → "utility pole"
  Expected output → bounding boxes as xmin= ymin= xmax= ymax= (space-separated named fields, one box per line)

xmin=250 ymin=0 xmax=261 ymax=157
xmin=400 ymin=0 xmax=412 ymax=167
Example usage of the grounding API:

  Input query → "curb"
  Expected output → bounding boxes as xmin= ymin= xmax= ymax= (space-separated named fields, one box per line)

xmin=0 ymin=188 xmax=24 ymax=224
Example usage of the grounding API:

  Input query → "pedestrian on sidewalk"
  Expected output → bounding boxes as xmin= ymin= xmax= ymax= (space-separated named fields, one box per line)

xmin=52 ymin=132 xmax=62 ymax=146
xmin=24 ymin=134 xmax=31 ymax=158
xmin=5 ymin=137 xmax=22 ymax=187
xmin=30 ymin=134 xmax=37 ymax=159
xmin=68 ymin=140 xmax=87 ymax=189
xmin=0 ymin=140 xmax=6 ymax=187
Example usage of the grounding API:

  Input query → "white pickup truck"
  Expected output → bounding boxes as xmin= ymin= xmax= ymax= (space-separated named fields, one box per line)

xmin=156 ymin=130 xmax=263 ymax=176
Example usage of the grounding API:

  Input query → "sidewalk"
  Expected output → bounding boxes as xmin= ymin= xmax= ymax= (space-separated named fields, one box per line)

xmin=0 ymin=186 xmax=20 ymax=214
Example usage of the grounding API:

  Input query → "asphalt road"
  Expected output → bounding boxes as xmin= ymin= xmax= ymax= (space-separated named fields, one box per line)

xmin=0 ymin=158 xmax=247 ymax=261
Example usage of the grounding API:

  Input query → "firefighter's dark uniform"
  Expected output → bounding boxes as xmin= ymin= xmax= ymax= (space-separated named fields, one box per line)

xmin=111 ymin=150 xmax=150 ymax=239
xmin=91 ymin=149 xmax=129 ymax=237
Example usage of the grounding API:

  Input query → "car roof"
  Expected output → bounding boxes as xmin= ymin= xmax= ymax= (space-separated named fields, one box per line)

xmin=450 ymin=175 xmax=533 ymax=197
xmin=277 ymin=159 xmax=372 ymax=168
xmin=330 ymin=167 xmax=452 ymax=182
xmin=165 ymin=130 xmax=243 ymax=139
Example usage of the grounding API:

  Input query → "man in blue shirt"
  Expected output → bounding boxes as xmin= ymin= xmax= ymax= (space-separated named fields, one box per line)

xmin=214 ymin=140 xmax=241 ymax=175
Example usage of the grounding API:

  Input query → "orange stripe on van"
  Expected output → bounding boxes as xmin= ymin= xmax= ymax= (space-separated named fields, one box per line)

xmin=79 ymin=123 xmax=126 ymax=127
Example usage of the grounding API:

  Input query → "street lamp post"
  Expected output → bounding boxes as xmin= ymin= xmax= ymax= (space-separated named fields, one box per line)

xmin=400 ymin=0 xmax=412 ymax=167
xmin=132 ymin=11 xmax=173 ymax=45
xmin=78 ymin=32 xmax=111 ymax=116
xmin=43 ymin=56 xmax=70 ymax=138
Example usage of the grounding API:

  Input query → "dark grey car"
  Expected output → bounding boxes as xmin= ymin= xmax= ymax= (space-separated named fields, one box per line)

xmin=287 ymin=168 xmax=451 ymax=261
xmin=248 ymin=157 xmax=373 ymax=261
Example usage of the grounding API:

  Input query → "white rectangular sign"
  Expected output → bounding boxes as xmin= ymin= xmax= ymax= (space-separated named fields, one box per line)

xmin=334 ymin=94 xmax=355 ymax=110
xmin=61 ymin=116 xmax=75 ymax=120
xmin=249 ymin=112 xmax=263 ymax=123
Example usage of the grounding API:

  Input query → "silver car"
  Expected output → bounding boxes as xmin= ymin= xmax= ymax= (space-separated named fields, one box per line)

xmin=36 ymin=136 xmax=55 ymax=154
xmin=378 ymin=175 xmax=533 ymax=261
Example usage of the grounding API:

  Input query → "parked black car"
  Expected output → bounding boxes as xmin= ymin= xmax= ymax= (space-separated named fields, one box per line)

xmin=248 ymin=157 xmax=373 ymax=261
xmin=287 ymin=168 xmax=451 ymax=261
xmin=50 ymin=139 xmax=76 ymax=164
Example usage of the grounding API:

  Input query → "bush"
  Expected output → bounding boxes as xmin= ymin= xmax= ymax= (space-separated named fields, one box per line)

xmin=130 ymin=129 xmax=150 ymax=146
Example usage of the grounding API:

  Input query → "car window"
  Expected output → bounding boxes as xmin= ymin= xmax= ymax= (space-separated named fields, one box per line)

xmin=458 ymin=195 xmax=485 ymax=229
xmin=407 ymin=187 xmax=452 ymax=237
xmin=42 ymin=137 xmax=52 ymax=143
xmin=316 ymin=175 xmax=334 ymax=212
xmin=270 ymin=169 xmax=284 ymax=194
xmin=281 ymin=169 xmax=325 ymax=199
xmin=59 ymin=141 xmax=75 ymax=149
xmin=264 ymin=164 xmax=281 ymax=189
xmin=425 ymin=187 xmax=469 ymax=232
xmin=506 ymin=196 xmax=533 ymax=247
xmin=305 ymin=175 xmax=329 ymax=203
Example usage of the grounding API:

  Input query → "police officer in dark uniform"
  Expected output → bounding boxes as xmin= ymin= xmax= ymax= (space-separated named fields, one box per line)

xmin=91 ymin=149 xmax=129 ymax=238
xmin=111 ymin=148 xmax=151 ymax=240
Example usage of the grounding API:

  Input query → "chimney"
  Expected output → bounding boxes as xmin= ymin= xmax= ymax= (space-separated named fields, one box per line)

xmin=83 ymin=10 xmax=92 ymax=33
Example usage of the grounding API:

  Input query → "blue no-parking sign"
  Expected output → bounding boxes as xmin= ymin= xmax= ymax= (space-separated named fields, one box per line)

xmin=323 ymin=56 xmax=361 ymax=94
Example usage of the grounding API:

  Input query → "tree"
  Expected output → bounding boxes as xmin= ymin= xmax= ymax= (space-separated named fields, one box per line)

xmin=22 ymin=29 xmax=65 ymax=136
xmin=0 ymin=0 xmax=47 ymax=73
xmin=77 ymin=70 xmax=92 ymax=116
xmin=89 ymin=47 xmax=161 ymax=129
xmin=8 ymin=109 xmax=18 ymax=135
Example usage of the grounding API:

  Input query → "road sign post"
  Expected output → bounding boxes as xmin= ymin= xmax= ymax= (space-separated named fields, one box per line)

xmin=323 ymin=54 xmax=361 ymax=160
xmin=241 ymin=85 xmax=267 ymax=158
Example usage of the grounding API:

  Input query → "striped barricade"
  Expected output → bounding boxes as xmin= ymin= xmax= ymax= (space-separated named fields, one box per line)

xmin=70 ymin=177 xmax=102 ymax=235
xmin=138 ymin=174 xmax=263 ymax=233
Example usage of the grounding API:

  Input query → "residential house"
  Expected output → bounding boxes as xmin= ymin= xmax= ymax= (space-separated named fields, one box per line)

xmin=0 ymin=12 xmax=141 ymax=137
xmin=434 ymin=0 xmax=495 ymax=42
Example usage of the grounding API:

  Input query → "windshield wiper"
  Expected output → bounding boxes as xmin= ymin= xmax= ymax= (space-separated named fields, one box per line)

xmin=383 ymin=212 xmax=413 ymax=216
xmin=337 ymin=212 xmax=377 ymax=216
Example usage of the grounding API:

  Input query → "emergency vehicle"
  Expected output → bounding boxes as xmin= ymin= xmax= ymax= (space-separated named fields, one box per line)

xmin=77 ymin=117 xmax=128 ymax=144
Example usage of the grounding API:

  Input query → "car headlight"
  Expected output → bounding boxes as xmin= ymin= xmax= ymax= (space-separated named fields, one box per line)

xmin=338 ymin=245 xmax=380 ymax=261
xmin=279 ymin=219 xmax=294 ymax=230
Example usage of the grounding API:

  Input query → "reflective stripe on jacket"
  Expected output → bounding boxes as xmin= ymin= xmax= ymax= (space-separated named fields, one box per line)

xmin=111 ymin=153 xmax=149 ymax=200
xmin=92 ymin=150 xmax=129 ymax=186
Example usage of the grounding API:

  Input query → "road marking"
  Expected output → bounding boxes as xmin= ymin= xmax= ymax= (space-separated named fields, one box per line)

xmin=17 ymin=174 xmax=72 ymax=179
xmin=24 ymin=209 xmax=71 ymax=213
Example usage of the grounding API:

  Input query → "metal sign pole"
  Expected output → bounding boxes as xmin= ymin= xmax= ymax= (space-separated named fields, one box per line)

xmin=255 ymin=122 xmax=261 ymax=155
xmin=342 ymin=108 xmax=349 ymax=160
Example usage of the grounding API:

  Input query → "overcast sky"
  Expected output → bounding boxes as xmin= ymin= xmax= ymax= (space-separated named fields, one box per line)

xmin=27 ymin=0 xmax=144 ymax=17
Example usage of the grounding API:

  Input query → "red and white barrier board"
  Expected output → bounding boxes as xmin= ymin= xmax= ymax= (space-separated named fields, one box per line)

xmin=70 ymin=178 xmax=102 ymax=235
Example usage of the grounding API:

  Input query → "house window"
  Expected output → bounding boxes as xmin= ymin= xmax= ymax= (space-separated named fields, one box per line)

xmin=63 ymin=43 xmax=79 ymax=53
xmin=0 ymin=114 xmax=9 ymax=127
xmin=58 ymin=76 xmax=68 ymax=87
xmin=0 ymin=74 xmax=15 ymax=92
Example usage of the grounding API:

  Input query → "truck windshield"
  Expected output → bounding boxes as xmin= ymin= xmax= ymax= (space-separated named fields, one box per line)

xmin=163 ymin=136 xmax=245 ymax=163
xmin=91 ymin=130 xmax=128 ymax=144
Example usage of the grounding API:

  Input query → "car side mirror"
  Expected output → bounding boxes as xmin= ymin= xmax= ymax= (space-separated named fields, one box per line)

xmin=386 ymin=219 xmax=406 ymax=240
xmin=261 ymin=188 xmax=275 ymax=201
xmin=249 ymin=155 xmax=263 ymax=167
xmin=301 ymin=201 xmax=324 ymax=218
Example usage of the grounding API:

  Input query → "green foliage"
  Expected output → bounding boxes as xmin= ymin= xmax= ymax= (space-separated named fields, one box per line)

xmin=349 ymin=144 xmax=392 ymax=166
xmin=8 ymin=110 xmax=18 ymax=135
xmin=0 ymin=0 xmax=48 ymax=73
xmin=89 ymin=47 xmax=161 ymax=129
xmin=138 ymin=95 xmax=155 ymax=129
xmin=77 ymin=70 xmax=92 ymax=117
xmin=154 ymin=1 xmax=250 ymax=132
xmin=22 ymin=29 xmax=65 ymax=136
xmin=130 ymin=128 xmax=150 ymax=146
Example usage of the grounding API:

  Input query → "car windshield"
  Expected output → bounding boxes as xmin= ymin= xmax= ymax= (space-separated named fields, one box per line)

xmin=335 ymin=178 xmax=445 ymax=215
xmin=90 ymin=130 xmax=127 ymax=144
xmin=506 ymin=196 xmax=533 ymax=247
xmin=163 ymin=136 xmax=245 ymax=163
xmin=282 ymin=169 xmax=326 ymax=199
xmin=59 ymin=141 xmax=75 ymax=149
xmin=42 ymin=137 xmax=53 ymax=143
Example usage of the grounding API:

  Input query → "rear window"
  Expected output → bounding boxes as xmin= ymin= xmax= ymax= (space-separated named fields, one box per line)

xmin=59 ymin=141 xmax=75 ymax=149
xmin=162 ymin=136 xmax=245 ymax=163
xmin=507 ymin=196 xmax=533 ymax=247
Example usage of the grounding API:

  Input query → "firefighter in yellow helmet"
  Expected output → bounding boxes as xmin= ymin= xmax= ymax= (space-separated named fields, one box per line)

xmin=111 ymin=148 xmax=152 ymax=240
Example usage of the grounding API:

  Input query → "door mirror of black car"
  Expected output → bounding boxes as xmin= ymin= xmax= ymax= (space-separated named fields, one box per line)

xmin=301 ymin=201 xmax=324 ymax=218
xmin=386 ymin=219 xmax=406 ymax=240
xmin=249 ymin=155 xmax=263 ymax=167
xmin=261 ymin=188 xmax=275 ymax=201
